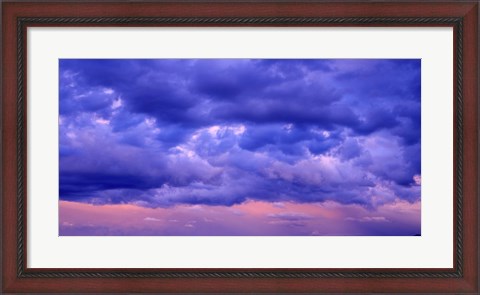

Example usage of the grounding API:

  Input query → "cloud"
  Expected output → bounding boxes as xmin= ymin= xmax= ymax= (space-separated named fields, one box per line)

xmin=59 ymin=59 xmax=421 ymax=209
xmin=345 ymin=216 xmax=390 ymax=223
xmin=59 ymin=199 xmax=420 ymax=236
xmin=267 ymin=212 xmax=313 ymax=221
xmin=144 ymin=217 xmax=162 ymax=222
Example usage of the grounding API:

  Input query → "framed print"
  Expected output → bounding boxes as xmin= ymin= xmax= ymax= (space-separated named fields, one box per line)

xmin=2 ymin=1 xmax=478 ymax=293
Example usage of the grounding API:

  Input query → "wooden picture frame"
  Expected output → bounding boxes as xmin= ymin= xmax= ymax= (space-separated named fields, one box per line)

xmin=2 ymin=1 xmax=478 ymax=293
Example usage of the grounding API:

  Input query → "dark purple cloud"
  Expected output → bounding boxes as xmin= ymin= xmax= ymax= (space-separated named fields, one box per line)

xmin=59 ymin=59 xmax=421 ymax=210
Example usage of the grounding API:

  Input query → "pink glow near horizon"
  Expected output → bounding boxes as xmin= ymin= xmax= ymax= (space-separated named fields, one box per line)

xmin=59 ymin=200 xmax=420 ymax=236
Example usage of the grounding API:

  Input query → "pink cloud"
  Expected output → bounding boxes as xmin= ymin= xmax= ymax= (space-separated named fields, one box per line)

xmin=59 ymin=198 xmax=420 ymax=236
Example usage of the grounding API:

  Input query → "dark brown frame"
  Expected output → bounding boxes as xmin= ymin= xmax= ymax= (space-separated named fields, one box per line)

xmin=2 ymin=1 xmax=478 ymax=293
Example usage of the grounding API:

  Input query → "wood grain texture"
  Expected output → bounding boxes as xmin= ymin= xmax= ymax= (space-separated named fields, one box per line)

xmin=2 ymin=1 xmax=478 ymax=293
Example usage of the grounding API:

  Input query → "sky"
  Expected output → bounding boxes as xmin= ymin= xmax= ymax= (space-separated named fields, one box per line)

xmin=59 ymin=59 xmax=421 ymax=236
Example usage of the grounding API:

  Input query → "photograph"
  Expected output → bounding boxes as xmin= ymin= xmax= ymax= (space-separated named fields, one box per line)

xmin=2 ymin=1 xmax=478 ymax=293
xmin=59 ymin=59 xmax=421 ymax=236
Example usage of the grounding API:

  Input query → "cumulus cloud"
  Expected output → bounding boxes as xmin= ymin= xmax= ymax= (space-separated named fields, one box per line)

xmin=59 ymin=59 xmax=421 ymax=209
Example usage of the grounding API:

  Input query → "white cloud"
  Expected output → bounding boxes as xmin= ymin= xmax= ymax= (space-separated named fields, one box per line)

xmin=144 ymin=217 xmax=162 ymax=222
xmin=413 ymin=174 xmax=421 ymax=185
xmin=111 ymin=98 xmax=123 ymax=109
xmin=103 ymin=88 xmax=115 ymax=94
xmin=95 ymin=118 xmax=110 ymax=125
xmin=345 ymin=216 xmax=389 ymax=223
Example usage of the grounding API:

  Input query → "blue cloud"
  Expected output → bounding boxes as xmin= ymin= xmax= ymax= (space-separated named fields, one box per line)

xmin=59 ymin=59 xmax=421 ymax=208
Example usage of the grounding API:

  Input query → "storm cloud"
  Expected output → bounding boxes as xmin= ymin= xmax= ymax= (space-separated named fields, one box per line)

xmin=59 ymin=59 xmax=421 ymax=211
